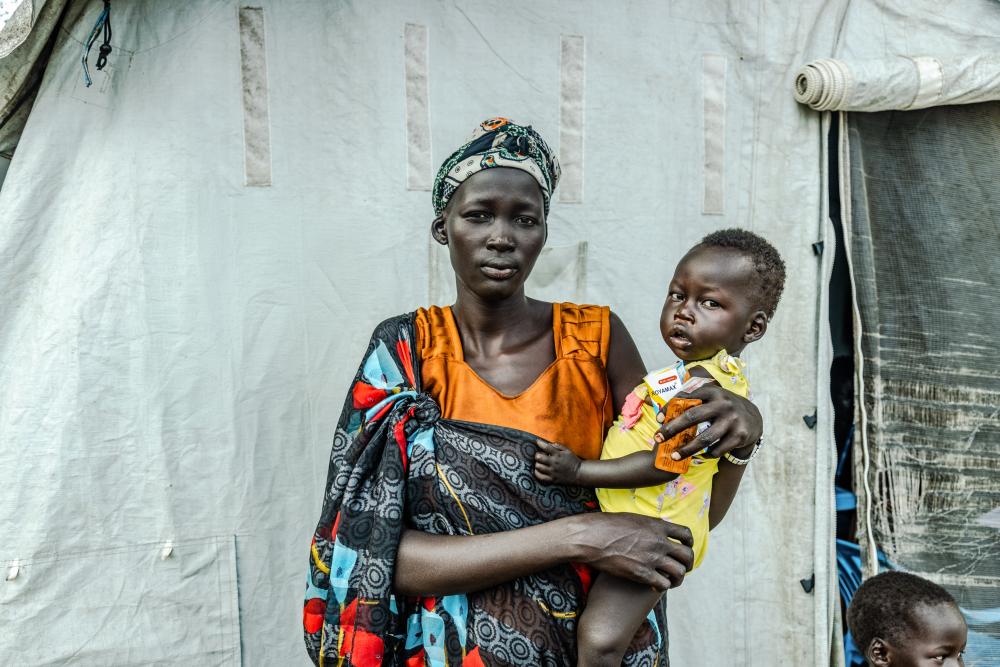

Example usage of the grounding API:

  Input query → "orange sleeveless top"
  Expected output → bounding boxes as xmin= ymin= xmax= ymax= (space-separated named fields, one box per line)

xmin=415 ymin=303 xmax=614 ymax=460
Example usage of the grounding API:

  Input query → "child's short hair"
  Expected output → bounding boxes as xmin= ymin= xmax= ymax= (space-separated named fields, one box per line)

xmin=698 ymin=228 xmax=786 ymax=319
xmin=846 ymin=571 xmax=959 ymax=651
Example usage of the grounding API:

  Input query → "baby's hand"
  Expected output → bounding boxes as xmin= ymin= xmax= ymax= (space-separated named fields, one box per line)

xmin=534 ymin=439 xmax=582 ymax=485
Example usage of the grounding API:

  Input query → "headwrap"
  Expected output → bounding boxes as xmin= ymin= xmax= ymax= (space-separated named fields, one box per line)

xmin=432 ymin=117 xmax=561 ymax=217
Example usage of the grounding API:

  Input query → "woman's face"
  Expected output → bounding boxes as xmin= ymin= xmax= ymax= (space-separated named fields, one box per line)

xmin=433 ymin=167 xmax=547 ymax=302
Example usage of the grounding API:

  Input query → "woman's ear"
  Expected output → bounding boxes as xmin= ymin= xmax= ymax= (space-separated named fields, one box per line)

xmin=742 ymin=311 xmax=768 ymax=344
xmin=866 ymin=638 xmax=890 ymax=666
xmin=431 ymin=215 xmax=448 ymax=246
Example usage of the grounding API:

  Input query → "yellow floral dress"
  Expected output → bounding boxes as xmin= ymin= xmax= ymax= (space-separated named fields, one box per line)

xmin=594 ymin=349 xmax=749 ymax=569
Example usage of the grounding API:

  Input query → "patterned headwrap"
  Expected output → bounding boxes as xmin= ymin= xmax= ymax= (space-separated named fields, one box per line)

xmin=432 ymin=117 xmax=561 ymax=216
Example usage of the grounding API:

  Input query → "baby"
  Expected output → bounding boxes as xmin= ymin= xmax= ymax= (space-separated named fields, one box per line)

xmin=534 ymin=228 xmax=785 ymax=666
xmin=847 ymin=571 xmax=967 ymax=666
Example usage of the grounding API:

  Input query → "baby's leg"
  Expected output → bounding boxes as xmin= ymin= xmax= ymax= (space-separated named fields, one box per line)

xmin=577 ymin=572 xmax=664 ymax=667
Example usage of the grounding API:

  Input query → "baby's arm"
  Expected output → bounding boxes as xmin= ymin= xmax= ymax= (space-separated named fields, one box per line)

xmin=707 ymin=444 xmax=754 ymax=528
xmin=534 ymin=439 xmax=679 ymax=488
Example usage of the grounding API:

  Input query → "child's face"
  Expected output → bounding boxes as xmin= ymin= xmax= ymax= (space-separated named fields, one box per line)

xmin=871 ymin=602 xmax=967 ymax=667
xmin=659 ymin=245 xmax=764 ymax=361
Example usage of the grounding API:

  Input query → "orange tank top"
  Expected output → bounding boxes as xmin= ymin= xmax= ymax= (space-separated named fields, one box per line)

xmin=415 ymin=303 xmax=613 ymax=460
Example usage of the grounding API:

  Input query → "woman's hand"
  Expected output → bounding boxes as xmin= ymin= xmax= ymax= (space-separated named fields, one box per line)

xmin=394 ymin=512 xmax=693 ymax=596
xmin=656 ymin=384 xmax=762 ymax=461
xmin=565 ymin=513 xmax=694 ymax=592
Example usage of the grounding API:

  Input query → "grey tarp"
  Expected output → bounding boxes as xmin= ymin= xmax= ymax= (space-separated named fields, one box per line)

xmin=0 ymin=2 xmax=835 ymax=664
xmin=846 ymin=105 xmax=1000 ymax=665
xmin=8 ymin=0 xmax=996 ymax=664
xmin=0 ymin=0 xmax=75 ymax=186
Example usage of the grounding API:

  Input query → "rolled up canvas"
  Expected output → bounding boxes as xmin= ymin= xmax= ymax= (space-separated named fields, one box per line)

xmin=794 ymin=55 xmax=1000 ymax=111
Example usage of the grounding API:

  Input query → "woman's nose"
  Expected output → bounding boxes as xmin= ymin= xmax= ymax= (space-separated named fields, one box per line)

xmin=486 ymin=222 xmax=516 ymax=251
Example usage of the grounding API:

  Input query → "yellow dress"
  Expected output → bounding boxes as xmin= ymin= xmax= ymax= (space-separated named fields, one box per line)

xmin=594 ymin=349 xmax=749 ymax=569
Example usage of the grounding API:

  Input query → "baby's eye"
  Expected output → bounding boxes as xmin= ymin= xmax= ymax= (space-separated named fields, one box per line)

xmin=702 ymin=299 xmax=721 ymax=308
xmin=668 ymin=292 xmax=683 ymax=302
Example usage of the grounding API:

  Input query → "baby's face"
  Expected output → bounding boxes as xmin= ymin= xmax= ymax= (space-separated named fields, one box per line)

xmin=880 ymin=602 xmax=967 ymax=666
xmin=659 ymin=246 xmax=758 ymax=361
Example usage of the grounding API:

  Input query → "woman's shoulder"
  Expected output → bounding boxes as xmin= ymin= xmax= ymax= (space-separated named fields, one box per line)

xmin=412 ymin=306 xmax=457 ymax=359
xmin=556 ymin=301 xmax=610 ymax=323
xmin=412 ymin=306 xmax=449 ymax=332
xmin=362 ymin=312 xmax=419 ymax=348
xmin=370 ymin=311 xmax=417 ymax=331
xmin=555 ymin=302 xmax=611 ymax=361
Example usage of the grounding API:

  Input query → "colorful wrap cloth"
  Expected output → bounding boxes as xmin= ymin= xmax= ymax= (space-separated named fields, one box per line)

xmin=304 ymin=313 xmax=667 ymax=666
xmin=432 ymin=117 xmax=561 ymax=216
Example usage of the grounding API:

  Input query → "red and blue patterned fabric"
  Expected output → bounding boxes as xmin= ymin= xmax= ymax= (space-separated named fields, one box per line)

xmin=304 ymin=313 xmax=667 ymax=666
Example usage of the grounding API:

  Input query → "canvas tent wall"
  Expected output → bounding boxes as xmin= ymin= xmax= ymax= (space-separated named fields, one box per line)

xmin=792 ymin=5 xmax=1000 ymax=661
xmin=0 ymin=1 xmax=996 ymax=665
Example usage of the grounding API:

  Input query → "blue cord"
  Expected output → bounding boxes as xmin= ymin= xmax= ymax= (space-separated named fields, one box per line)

xmin=81 ymin=2 xmax=111 ymax=87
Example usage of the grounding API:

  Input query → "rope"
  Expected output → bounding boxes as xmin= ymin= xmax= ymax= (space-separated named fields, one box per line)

xmin=81 ymin=1 xmax=112 ymax=87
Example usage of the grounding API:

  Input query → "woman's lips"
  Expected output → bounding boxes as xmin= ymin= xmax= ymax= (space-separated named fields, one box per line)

xmin=481 ymin=265 xmax=518 ymax=280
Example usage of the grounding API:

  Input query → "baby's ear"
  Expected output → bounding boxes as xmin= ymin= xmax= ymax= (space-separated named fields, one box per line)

xmin=742 ymin=310 xmax=768 ymax=344
xmin=866 ymin=637 xmax=890 ymax=666
xmin=431 ymin=216 xmax=448 ymax=246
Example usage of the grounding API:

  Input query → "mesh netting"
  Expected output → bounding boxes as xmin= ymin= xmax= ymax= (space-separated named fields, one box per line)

xmin=848 ymin=103 xmax=1000 ymax=665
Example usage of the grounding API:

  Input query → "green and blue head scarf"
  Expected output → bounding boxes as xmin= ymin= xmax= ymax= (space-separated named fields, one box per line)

xmin=432 ymin=117 xmax=561 ymax=217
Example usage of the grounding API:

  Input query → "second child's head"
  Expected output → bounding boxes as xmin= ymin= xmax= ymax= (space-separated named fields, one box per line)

xmin=661 ymin=228 xmax=786 ymax=362
xmin=847 ymin=571 xmax=967 ymax=666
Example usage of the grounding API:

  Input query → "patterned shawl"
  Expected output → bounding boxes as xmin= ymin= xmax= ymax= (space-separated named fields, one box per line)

xmin=304 ymin=313 xmax=666 ymax=666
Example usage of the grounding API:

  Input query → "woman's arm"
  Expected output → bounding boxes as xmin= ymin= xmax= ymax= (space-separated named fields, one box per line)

xmin=606 ymin=312 xmax=648 ymax=414
xmin=394 ymin=512 xmax=694 ymax=597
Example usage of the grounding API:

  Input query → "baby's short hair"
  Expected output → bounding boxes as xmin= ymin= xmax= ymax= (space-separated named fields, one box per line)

xmin=697 ymin=228 xmax=786 ymax=318
xmin=846 ymin=571 xmax=959 ymax=651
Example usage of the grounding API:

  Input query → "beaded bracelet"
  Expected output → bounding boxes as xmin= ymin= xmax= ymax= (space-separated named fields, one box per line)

xmin=722 ymin=436 xmax=763 ymax=466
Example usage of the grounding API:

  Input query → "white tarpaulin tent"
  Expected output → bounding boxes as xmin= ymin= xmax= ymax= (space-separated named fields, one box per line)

xmin=1 ymin=1 xmax=997 ymax=665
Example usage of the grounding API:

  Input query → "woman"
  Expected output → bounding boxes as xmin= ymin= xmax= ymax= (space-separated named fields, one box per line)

xmin=304 ymin=119 xmax=762 ymax=666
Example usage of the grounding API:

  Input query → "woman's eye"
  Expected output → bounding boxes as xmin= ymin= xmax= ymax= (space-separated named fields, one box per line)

xmin=465 ymin=211 xmax=490 ymax=221
xmin=516 ymin=216 xmax=538 ymax=226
